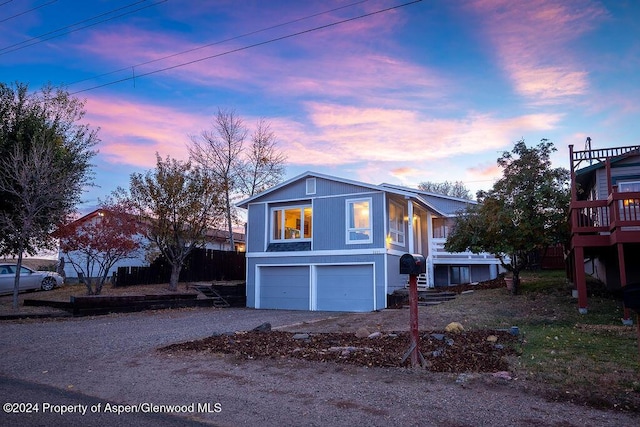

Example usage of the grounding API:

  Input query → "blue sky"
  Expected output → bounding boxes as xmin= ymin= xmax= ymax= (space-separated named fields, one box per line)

xmin=2 ymin=0 xmax=639 ymax=209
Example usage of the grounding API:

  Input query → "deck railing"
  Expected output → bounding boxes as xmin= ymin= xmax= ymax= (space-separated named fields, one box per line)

xmin=572 ymin=145 xmax=640 ymax=170
xmin=570 ymin=191 xmax=640 ymax=235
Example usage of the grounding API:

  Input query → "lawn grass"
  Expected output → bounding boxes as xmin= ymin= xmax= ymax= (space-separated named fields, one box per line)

xmin=511 ymin=270 xmax=640 ymax=411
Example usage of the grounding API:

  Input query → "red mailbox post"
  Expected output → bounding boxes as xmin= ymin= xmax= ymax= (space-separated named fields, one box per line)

xmin=399 ymin=254 xmax=426 ymax=368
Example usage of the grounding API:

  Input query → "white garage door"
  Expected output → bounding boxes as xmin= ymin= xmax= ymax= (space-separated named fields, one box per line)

xmin=259 ymin=266 xmax=310 ymax=310
xmin=316 ymin=265 xmax=374 ymax=312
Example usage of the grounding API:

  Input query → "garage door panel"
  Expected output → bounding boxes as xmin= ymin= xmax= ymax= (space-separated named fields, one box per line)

xmin=259 ymin=266 xmax=309 ymax=310
xmin=316 ymin=265 xmax=374 ymax=312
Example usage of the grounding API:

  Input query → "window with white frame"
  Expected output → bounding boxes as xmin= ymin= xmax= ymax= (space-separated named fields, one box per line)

xmin=618 ymin=180 xmax=640 ymax=221
xmin=346 ymin=198 xmax=372 ymax=244
xmin=432 ymin=217 xmax=448 ymax=238
xmin=271 ymin=206 xmax=312 ymax=241
xmin=388 ymin=201 xmax=405 ymax=245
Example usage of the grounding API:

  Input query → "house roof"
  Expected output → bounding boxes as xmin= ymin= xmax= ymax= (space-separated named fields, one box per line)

xmin=379 ymin=183 xmax=476 ymax=216
xmin=236 ymin=171 xmax=475 ymax=217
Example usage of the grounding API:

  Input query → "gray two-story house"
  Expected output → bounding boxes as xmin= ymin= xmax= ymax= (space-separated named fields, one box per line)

xmin=237 ymin=172 xmax=503 ymax=312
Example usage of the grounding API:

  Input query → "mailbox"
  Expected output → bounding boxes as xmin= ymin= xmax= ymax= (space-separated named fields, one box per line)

xmin=399 ymin=253 xmax=426 ymax=275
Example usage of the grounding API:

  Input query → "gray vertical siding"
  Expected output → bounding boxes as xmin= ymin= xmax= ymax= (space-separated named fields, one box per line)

xmin=245 ymin=177 xmax=387 ymax=254
xmin=247 ymin=202 xmax=267 ymax=252
xmin=259 ymin=177 xmax=377 ymax=201
xmin=313 ymin=192 xmax=385 ymax=250
xmin=386 ymin=253 xmax=406 ymax=293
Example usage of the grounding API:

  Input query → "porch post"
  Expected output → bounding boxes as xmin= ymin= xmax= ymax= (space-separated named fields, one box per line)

xmin=407 ymin=200 xmax=414 ymax=254
xmin=575 ymin=246 xmax=588 ymax=313
xmin=426 ymin=211 xmax=434 ymax=287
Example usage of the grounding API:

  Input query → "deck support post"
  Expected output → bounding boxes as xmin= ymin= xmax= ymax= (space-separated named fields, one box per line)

xmin=574 ymin=246 xmax=588 ymax=313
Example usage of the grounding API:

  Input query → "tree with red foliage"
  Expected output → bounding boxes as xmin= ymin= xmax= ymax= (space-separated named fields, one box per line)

xmin=57 ymin=200 xmax=142 ymax=295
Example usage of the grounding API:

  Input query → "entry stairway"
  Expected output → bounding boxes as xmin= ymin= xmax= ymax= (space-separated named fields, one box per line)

xmin=401 ymin=273 xmax=457 ymax=306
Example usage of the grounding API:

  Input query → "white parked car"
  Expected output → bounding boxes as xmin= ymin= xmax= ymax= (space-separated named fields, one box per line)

xmin=0 ymin=263 xmax=64 ymax=295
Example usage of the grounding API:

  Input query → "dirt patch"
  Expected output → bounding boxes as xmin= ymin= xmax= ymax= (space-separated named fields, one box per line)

xmin=161 ymin=329 xmax=518 ymax=372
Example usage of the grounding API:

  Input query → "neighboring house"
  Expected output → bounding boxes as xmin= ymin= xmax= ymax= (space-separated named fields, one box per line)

xmin=236 ymin=172 xmax=503 ymax=312
xmin=58 ymin=209 xmax=245 ymax=280
xmin=568 ymin=143 xmax=640 ymax=315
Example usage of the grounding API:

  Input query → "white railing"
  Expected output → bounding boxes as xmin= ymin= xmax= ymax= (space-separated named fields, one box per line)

xmin=430 ymin=238 xmax=494 ymax=260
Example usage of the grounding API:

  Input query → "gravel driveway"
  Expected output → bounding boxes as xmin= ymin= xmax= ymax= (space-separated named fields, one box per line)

xmin=1 ymin=307 xmax=638 ymax=426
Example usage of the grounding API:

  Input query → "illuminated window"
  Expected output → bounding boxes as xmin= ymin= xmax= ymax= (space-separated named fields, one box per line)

xmin=388 ymin=201 xmax=405 ymax=245
xmin=618 ymin=181 xmax=640 ymax=221
xmin=272 ymin=206 xmax=312 ymax=241
xmin=346 ymin=198 xmax=372 ymax=244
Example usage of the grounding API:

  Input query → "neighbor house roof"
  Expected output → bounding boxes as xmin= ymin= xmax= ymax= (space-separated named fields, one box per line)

xmin=59 ymin=209 xmax=245 ymax=244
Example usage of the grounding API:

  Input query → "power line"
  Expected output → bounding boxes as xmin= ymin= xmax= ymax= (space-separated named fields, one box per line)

xmin=0 ymin=1 xmax=15 ymax=8
xmin=0 ymin=0 xmax=167 ymax=56
xmin=70 ymin=0 xmax=423 ymax=95
xmin=1 ymin=0 xmax=149 ymax=51
xmin=0 ymin=0 xmax=56 ymax=23
xmin=68 ymin=0 xmax=372 ymax=86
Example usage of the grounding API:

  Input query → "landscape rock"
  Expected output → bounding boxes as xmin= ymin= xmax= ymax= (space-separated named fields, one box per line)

xmin=491 ymin=371 xmax=512 ymax=381
xmin=252 ymin=322 xmax=272 ymax=332
xmin=292 ymin=333 xmax=310 ymax=340
xmin=355 ymin=327 xmax=370 ymax=338
xmin=368 ymin=331 xmax=382 ymax=339
xmin=445 ymin=322 xmax=465 ymax=333
xmin=486 ymin=335 xmax=498 ymax=343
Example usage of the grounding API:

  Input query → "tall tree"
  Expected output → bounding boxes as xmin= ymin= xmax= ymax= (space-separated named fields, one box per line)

xmin=189 ymin=109 xmax=286 ymax=249
xmin=56 ymin=199 xmax=142 ymax=295
xmin=418 ymin=181 xmax=472 ymax=200
xmin=189 ymin=109 xmax=245 ymax=250
xmin=445 ymin=139 xmax=570 ymax=294
xmin=238 ymin=118 xmax=286 ymax=197
xmin=0 ymin=82 xmax=97 ymax=308
xmin=122 ymin=155 xmax=223 ymax=291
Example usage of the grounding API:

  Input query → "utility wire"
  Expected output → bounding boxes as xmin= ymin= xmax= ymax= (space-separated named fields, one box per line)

xmin=69 ymin=0 xmax=372 ymax=86
xmin=71 ymin=0 xmax=423 ymax=95
xmin=0 ymin=1 xmax=15 ymax=8
xmin=0 ymin=0 xmax=56 ymax=23
xmin=1 ymin=0 xmax=149 ymax=51
xmin=0 ymin=0 xmax=167 ymax=55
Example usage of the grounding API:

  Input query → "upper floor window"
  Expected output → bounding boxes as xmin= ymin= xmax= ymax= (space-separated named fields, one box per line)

xmin=272 ymin=206 xmax=312 ymax=241
xmin=388 ymin=201 xmax=405 ymax=245
xmin=618 ymin=181 xmax=640 ymax=192
xmin=432 ymin=217 xmax=448 ymax=238
xmin=346 ymin=198 xmax=372 ymax=244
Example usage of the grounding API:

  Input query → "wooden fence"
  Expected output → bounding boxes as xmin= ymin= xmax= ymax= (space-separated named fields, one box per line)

xmin=114 ymin=249 xmax=245 ymax=287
